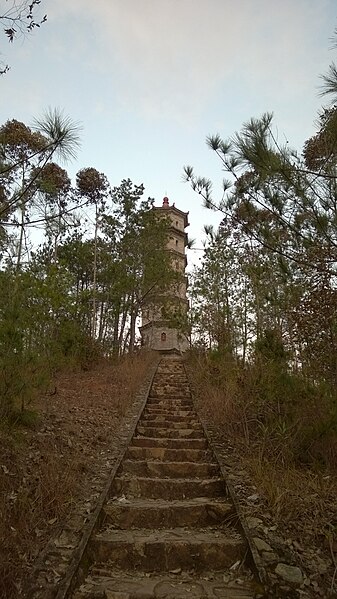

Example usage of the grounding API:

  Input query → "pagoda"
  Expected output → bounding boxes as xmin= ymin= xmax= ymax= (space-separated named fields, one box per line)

xmin=139 ymin=196 xmax=189 ymax=352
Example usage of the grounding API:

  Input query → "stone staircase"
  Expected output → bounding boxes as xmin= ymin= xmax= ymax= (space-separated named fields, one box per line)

xmin=72 ymin=356 xmax=256 ymax=598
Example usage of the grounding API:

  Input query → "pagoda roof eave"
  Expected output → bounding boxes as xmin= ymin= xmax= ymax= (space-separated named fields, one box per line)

xmin=153 ymin=205 xmax=189 ymax=228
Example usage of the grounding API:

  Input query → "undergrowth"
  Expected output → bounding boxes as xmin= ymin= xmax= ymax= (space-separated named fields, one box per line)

xmin=189 ymin=348 xmax=337 ymax=471
xmin=0 ymin=350 xmax=155 ymax=599
xmin=187 ymin=347 xmax=337 ymax=536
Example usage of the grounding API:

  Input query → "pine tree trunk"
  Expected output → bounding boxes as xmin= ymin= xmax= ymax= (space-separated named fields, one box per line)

xmin=91 ymin=204 xmax=98 ymax=339
xmin=129 ymin=308 xmax=136 ymax=353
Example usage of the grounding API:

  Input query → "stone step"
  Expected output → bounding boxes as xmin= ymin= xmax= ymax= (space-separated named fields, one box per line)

xmin=88 ymin=527 xmax=245 ymax=572
xmin=149 ymin=392 xmax=191 ymax=399
xmin=154 ymin=375 xmax=187 ymax=380
xmin=143 ymin=408 xmax=195 ymax=417
xmin=144 ymin=405 xmax=194 ymax=411
xmin=149 ymin=392 xmax=192 ymax=400
xmin=138 ymin=419 xmax=202 ymax=430
xmin=120 ymin=459 xmax=220 ymax=479
xmin=110 ymin=476 xmax=225 ymax=500
xmin=154 ymin=367 xmax=186 ymax=373
xmin=153 ymin=376 xmax=187 ymax=382
xmin=104 ymin=497 xmax=234 ymax=529
xmin=147 ymin=398 xmax=193 ymax=407
xmin=131 ymin=436 xmax=208 ymax=449
xmin=126 ymin=445 xmax=213 ymax=462
xmin=150 ymin=381 xmax=190 ymax=390
xmin=150 ymin=386 xmax=191 ymax=392
xmin=143 ymin=407 xmax=194 ymax=422
xmin=146 ymin=404 xmax=194 ymax=412
xmin=152 ymin=383 xmax=189 ymax=390
xmin=73 ymin=570 xmax=254 ymax=598
xmin=136 ymin=426 xmax=203 ymax=439
xmin=140 ymin=413 xmax=198 ymax=423
xmin=69 ymin=356 xmax=257 ymax=599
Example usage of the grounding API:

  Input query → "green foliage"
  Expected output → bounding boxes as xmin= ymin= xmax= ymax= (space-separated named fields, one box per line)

xmin=192 ymin=350 xmax=337 ymax=472
xmin=0 ymin=118 xmax=176 ymax=421
xmin=101 ymin=179 xmax=177 ymax=352
xmin=33 ymin=162 xmax=71 ymax=198
xmin=186 ymin=35 xmax=337 ymax=478
xmin=76 ymin=167 xmax=108 ymax=203
xmin=33 ymin=107 xmax=81 ymax=162
xmin=9 ymin=408 xmax=39 ymax=428
xmin=255 ymin=329 xmax=288 ymax=364
xmin=0 ymin=111 xmax=176 ymax=422
xmin=186 ymin=34 xmax=337 ymax=385
xmin=0 ymin=350 xmax=48 ymax=421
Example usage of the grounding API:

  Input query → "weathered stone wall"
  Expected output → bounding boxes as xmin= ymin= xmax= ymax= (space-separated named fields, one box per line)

xmin=142 ymin=325 xmax=189 ymax=352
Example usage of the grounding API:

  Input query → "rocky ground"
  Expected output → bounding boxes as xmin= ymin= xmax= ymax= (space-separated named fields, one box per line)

xmin=207 ymin=433 xmax=337 ymax=598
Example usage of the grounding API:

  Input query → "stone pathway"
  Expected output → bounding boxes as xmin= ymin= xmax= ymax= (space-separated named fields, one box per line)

xmin=72 ymin=355 xmax=257 ymax=598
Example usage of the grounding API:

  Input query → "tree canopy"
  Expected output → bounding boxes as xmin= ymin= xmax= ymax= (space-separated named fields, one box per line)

xmin=0 ymin=112 xmax=176 ymax=421
xmin=185 ymin=32 xmax=337 ymax=385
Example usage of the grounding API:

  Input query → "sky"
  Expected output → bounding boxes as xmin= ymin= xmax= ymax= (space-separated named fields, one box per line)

xmin=1 ymin=0 xmax=337 ymax=266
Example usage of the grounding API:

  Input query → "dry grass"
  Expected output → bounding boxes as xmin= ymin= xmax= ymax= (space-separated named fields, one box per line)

xmin=187 ymin=350 xmax=337 ymax=589
xmin=245 ymin=455 xmax=337 ymax=530
xmin=189 ymin=351 xmax=337 ymax=470
xmin=0 ymin=350 xmax=155 ymax=599
xmin=0 ymin=444 xmax=76 ymax=598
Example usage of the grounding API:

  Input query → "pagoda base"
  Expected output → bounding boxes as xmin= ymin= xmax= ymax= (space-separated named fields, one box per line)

xmin=139 ymin=322 xmax=189 ymax=352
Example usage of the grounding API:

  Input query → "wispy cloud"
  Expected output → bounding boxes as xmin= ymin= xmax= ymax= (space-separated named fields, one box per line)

xmin=47 ymin=0 xmax=332 ymax=124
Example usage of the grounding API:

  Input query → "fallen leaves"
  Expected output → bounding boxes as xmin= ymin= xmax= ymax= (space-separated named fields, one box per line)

xmin=0 ymin=352 xmax=153 ymax=599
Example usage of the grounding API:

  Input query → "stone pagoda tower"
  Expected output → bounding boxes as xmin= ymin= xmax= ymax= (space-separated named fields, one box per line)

xmin=139 ymin=196 xmax=189 ymax=352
